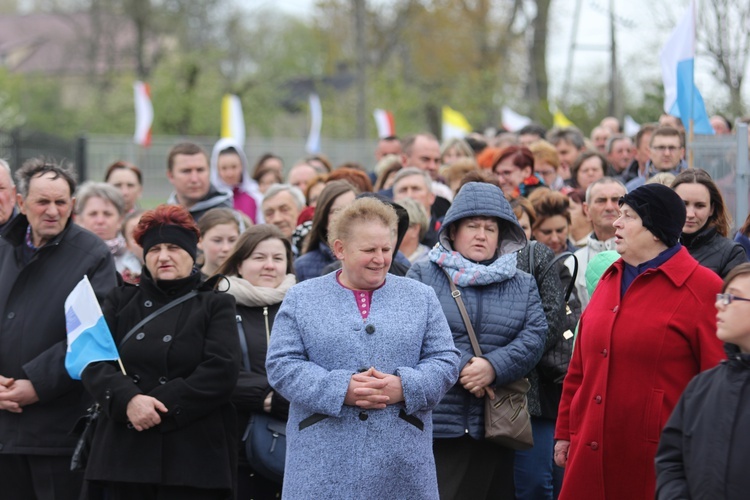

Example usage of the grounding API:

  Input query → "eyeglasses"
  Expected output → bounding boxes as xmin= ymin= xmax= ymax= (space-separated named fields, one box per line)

xmin=651 ymin=145 xmax=681 ymax=153
xmin=716 ymin=293 xmax=750 ymax=305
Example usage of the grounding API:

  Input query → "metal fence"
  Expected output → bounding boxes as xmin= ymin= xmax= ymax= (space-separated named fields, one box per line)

xmin=83 ymin=135 xmax=376 ymax=206
xmin=2 ymin=128 xmax=749 ymax=230
xmin=691 ymin=122 xmax=749 ymax=233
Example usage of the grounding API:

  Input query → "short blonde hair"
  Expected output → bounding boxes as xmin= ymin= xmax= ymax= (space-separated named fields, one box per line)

xmin=529 ymin=140 xmax=560 ymax=170
xmin=646 ymin=172 xmax=676 ymax=186
xmin=398 ymin=197 xmax=429 ymax=241
xmin=328 ymin=197 xmax=398 ymax=246
xmin=441 ymin=158 xmax=479 ymax=187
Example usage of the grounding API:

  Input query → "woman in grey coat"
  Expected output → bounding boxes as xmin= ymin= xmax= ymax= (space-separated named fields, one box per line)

xmin=407 ymin=182 xmax=548 ymax=499
xmin=266 ymin=196 xmax=460 ymax=499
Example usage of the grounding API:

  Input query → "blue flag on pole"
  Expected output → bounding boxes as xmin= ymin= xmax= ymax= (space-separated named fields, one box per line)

xmin=660 ymin=0 xmax=714 ymax=135
xmin=65 ymin=276 xmax=119 ymax=380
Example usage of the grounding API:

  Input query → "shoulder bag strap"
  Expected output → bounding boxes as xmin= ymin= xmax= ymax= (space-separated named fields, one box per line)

xmin=236 ymin=315 xmax=251 ymax=372
xmin=538 ymin=252 xmax=578 ymax=302
xmin=118 ymin=290 xmax=199 ymax=348
xmin=441 ymin=268 xmax=483 ymax=357
xmin=527 ymin=241 xmax=537 ymax=279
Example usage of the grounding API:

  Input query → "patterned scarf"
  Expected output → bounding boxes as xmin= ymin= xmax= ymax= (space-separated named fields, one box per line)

xmin=428 ymin=243 xmax=518 ymax=287
xmin=105 ymin=233 xmax=128 ymax=256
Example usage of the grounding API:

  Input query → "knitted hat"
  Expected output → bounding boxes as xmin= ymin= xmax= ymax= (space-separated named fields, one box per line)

xmin=141 ymin=225 xmax=198 ymax=262
xmin=618 ymin=184 xmax=685 ymax=247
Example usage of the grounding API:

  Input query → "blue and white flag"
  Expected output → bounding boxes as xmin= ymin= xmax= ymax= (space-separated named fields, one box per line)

xmin=305 ymin=93 xmax=322 ymax=154
xmin=65 ymin=276 xmax=119 ymax=380
xmin=660 ymin=0 xmax=713 ymax=135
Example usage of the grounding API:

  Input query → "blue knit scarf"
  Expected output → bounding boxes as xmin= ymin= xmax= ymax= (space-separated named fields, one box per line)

xmin=428 ymin=243 xmax=518 ymax=287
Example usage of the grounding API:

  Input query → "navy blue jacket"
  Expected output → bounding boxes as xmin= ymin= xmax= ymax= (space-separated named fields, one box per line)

xmin=294 ymin=242 xmax=336 ymax=282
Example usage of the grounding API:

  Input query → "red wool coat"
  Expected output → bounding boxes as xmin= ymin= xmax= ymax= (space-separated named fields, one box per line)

xmin=555 ymin=248 xmax=726 ymax=500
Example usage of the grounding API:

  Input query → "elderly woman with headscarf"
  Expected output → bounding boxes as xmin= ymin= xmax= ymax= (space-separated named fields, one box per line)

xmin=80 ymin=204 xmax=240 ymax=499
xmin=407 ymin=182 xmax=548 ymax=499
xmin=554 ymin=184 xmax=726 ymax=500
xmin=266 ymin=196 xmax=459 ymax=499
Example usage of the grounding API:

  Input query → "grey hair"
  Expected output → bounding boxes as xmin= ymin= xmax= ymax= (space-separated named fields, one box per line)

xmin=392 ymin=167 xmax=433 ymax=193
xmin=75 ymin=181 xmax=126 ymax=217
xmin=440 ymin=138 xmax=473 ymax=159
xmin=263 ymin=183 xmax=306 ymax=210
xmin=605 ymin=134 xmax=632 ymax=155
xmin=0 ymin=159 xmax=13 ymax=187
xmin=15 ymin=157 xmax=76 ymax=199
xmin=547 ymin=126 xmax=586 ymax=150
xmin=585 ymin=176 xmax=627 ymax=204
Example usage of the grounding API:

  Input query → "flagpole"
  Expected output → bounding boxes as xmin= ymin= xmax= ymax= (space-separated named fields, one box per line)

xmin=688 ymin=0 xmax=696 ymax=169
xmin=117 ymin=358 xmax=127 ymax=376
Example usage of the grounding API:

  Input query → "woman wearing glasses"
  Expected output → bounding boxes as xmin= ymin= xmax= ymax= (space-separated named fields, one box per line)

xmin=656 ymin=262 xmax=750 ymax=499
xmin=554 ymin=184 xmax=726 ymax=500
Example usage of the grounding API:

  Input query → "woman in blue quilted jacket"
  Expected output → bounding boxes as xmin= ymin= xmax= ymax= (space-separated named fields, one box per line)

xmin=407 ymin=182 xmax=548 ymax=499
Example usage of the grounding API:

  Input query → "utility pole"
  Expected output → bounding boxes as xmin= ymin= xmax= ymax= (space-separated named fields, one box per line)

xmin=561 ymin=0 xmax=584 ymax=110
xmin=608 ymin=0 xmax=620 ymax=118
xmin=354 ymin=0 xmax=367 ymax=139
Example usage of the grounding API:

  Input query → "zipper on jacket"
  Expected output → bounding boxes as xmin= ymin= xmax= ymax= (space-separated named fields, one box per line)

xmin=263 ymin=306 xmax=270 ymax=345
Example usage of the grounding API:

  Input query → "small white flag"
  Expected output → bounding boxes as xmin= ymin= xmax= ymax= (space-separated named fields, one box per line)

xmin=306 ymin=93 xmax=322 ymax=154
xmin=501 ymin=106 xmax=532 ymax=132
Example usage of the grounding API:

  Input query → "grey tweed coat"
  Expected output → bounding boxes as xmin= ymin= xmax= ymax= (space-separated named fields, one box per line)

xmin=266 ymin=272 xmax=460 ymax=499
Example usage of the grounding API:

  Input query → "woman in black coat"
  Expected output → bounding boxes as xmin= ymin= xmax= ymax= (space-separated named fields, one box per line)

xmin=672 ymin=169 xmax=747 ymax=278
xmin=81 ymin=205 xmax=240 ymax=500
xmin=217 ymin=224 xmax=297 ymax=499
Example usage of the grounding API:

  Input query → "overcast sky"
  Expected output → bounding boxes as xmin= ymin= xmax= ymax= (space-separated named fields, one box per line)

xmin=254 ymin=0 xmax=740 ymax=114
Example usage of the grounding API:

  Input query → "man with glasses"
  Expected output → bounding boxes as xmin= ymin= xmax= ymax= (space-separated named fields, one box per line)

xmin=626 ymin=127 xmax=687 ymax=191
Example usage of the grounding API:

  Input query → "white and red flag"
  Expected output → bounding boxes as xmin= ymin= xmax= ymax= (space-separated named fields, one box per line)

xmin=133 ymin=81 xmax=153 ymax=147
xmin=373 ymin=108 xmax=396 ymax=138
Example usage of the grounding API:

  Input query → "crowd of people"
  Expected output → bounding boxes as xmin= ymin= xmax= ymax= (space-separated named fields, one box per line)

xmin=1 ymin=111 xmax=750 ymax=500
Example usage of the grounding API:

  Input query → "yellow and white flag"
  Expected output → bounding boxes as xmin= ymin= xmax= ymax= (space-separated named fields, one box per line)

xmin=221 ymin=94 xmax=246 ymax=148
xmin=553 ymin=110 xmax=575 ymax=128
xmin=442 ymin=106 xmax=472 ymax=141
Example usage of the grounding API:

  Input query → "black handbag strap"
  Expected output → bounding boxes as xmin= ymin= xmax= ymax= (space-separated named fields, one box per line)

xmin=441 ymin=268 xmax=483 ymax=358
xmin=119 ymin=290 xmax=199 ymax=348
xmin=527 ymin=241 xmax=537 ymax=279
xmin=537 ymin=251 xmax=579 ymax=302
xmin=236 ymin=315 xmax=251 ymax=372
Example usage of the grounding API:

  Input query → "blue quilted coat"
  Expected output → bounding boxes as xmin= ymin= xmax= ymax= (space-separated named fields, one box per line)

xmin=406 ymin=182 xmax=548 ymax=440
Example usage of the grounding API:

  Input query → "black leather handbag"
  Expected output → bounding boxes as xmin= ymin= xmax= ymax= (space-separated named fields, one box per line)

xmin=237 ymin=316 xmax=287 ymax=484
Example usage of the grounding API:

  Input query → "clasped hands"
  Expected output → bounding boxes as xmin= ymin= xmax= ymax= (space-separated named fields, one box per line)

xmin=0 ymin=375 xmax=39 ymax=413
xmin=127 ymin=394 xmax=168 ymax=431
xmin=344 ymin=367 xmax=403 ymax=410
xmin=459 ymin=357 xmax=496 ymax=399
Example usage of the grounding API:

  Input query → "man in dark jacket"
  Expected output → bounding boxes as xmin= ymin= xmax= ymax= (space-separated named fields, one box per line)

xmin=0 ymin=159 xmax=17 ymax=235
xmin=166 ymin=142 xmax=233 ymax=221
xmin=0 ymin=158 xmax=118 ymax=499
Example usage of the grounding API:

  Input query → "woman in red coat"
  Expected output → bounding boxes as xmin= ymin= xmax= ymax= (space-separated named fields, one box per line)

xmin=553 ymin=184 xmax=726 ymax=499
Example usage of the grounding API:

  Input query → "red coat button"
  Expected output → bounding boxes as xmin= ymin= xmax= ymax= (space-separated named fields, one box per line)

xmin=601 ymin=349 xmax=608 ymax=357
xmin=595 ymin=395 xmax=602 ymax=404
xmin=590 ymin=442 xmax=599 ymax=450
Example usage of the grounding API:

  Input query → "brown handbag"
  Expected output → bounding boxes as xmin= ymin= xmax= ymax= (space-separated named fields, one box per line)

xmin=442 ymin=269 xmax=534 ymax=451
